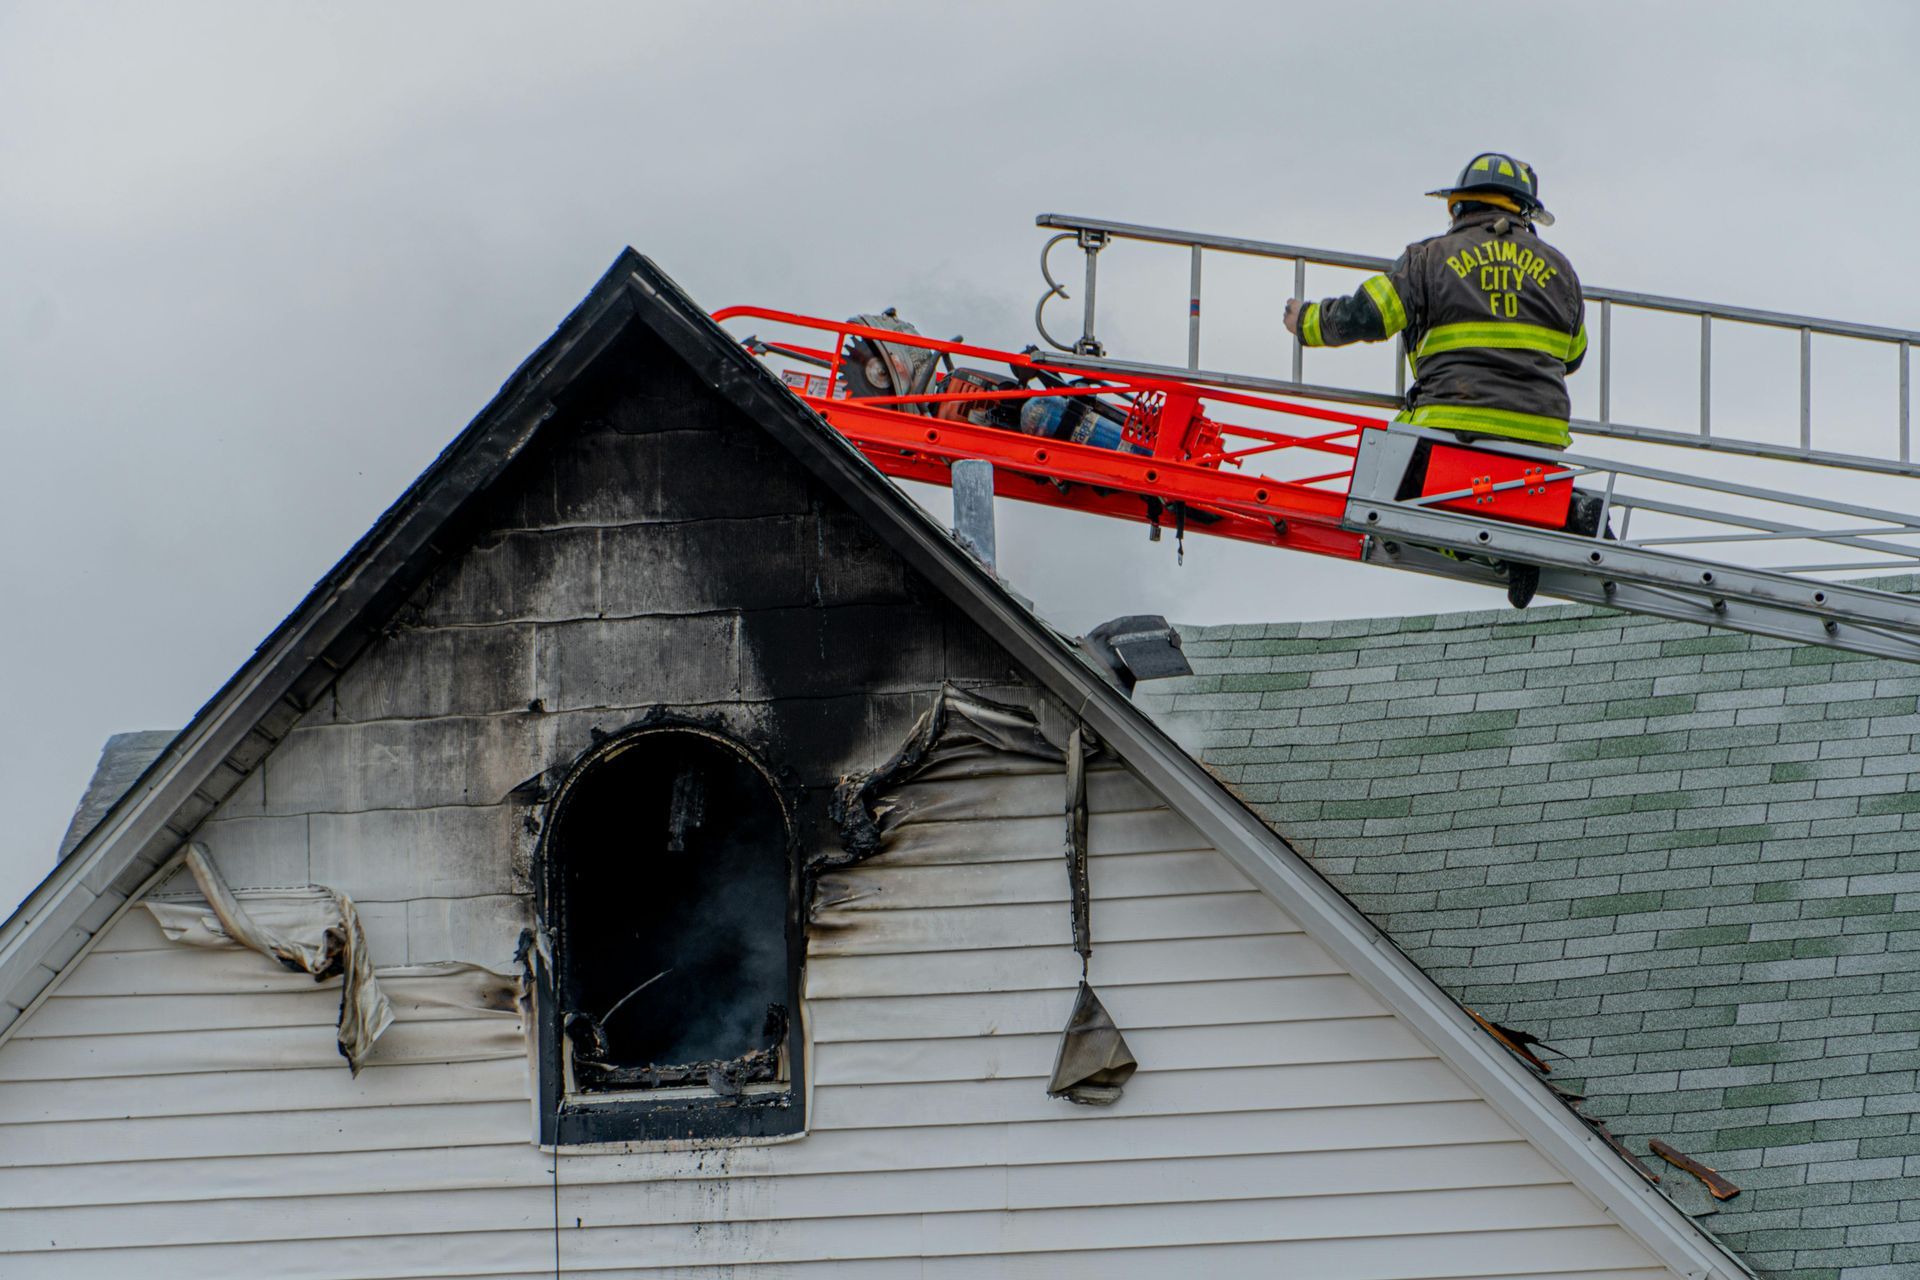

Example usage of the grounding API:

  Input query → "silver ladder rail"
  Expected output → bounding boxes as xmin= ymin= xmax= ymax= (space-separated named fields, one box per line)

xmin=1346 ymin=425 xmax=1920 ymax=662
xmin=1035 ymin=212 xmax=1920 ymax=480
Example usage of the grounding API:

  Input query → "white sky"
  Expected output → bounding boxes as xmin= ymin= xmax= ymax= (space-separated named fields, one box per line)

xmin=5 ymin=0 xmax=1919 ymax=917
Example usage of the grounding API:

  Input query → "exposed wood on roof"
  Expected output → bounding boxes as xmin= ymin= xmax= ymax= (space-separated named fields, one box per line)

xmin=1649 ymin=1140 xmax=1741 ymax=1202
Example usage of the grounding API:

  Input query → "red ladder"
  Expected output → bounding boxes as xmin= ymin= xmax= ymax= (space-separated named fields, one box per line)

xmin=717 ymin=305 xmax=1920 ymax=663
xmin=713 ymin=306 xmax=1376 ymax=564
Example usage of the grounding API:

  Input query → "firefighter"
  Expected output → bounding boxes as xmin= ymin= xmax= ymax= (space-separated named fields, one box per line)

xmin=1283 ymin=152 xmax=1587 ymax=607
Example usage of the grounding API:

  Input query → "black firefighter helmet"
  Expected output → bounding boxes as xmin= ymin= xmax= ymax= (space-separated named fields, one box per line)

xmin=1427 ymin=152 xmax=1554 ymax=226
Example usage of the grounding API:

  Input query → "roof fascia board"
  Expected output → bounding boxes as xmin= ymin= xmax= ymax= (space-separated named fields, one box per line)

xmin=623 ymin=263 xmax=1749 ymax=1280
xmin=0 ymin=260 xmax=644 ymax=1013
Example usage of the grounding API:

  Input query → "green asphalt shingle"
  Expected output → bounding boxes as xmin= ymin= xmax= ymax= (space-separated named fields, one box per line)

xmin=1143 ymin=588 xmax=1920 ymax=1280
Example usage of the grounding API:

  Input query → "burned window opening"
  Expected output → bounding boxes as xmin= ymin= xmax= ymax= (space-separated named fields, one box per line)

xmin=540 ymin=726 xmax=802 ymax=1143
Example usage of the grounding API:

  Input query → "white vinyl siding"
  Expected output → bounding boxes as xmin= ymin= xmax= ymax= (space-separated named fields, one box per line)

xmin=0 ymin=754 xmax=1675 ymax=1278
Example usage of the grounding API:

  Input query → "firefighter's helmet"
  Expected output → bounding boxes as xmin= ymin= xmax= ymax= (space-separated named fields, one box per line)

xmin=1427 ymin=152 xmax=1554 ymax=226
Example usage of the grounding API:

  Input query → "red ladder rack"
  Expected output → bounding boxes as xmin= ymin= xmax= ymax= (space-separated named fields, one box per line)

xmin=716 ymin=304 xmax=1920 ymax=663
xmin=712 ymin=306 xmax=1375 ymax=564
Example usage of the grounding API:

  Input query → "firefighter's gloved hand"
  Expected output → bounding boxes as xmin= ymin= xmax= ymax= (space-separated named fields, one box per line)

xmin=1283 ymin=298 xmax=1303 ymax=335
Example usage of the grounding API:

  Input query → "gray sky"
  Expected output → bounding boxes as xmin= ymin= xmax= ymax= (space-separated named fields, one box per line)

xmin=6 ymin=0 xmax=1919 ymax=917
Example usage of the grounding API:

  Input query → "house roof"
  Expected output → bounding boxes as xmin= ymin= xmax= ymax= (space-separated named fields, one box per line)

xmin=0 ymin=250 xmax=1751 ymax=1279
xmin=56 ymin=730 xmax=176 ymax=863
xmin=1148 ymin=600 xmax=1920 ymax=1269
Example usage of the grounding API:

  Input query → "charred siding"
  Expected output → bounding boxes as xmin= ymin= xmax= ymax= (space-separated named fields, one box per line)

xmin=179 ymin=320 xmax=1022 ymax=971
xmin=0 ymin=743 xmax=1675 ymax=1276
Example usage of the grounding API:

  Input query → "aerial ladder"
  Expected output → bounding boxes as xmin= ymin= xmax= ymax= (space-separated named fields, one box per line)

xmin=715 ymin=213 xmax=1920 ymax=662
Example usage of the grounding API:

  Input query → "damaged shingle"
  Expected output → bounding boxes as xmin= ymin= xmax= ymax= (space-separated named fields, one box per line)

xmin=1467 ymin=1005 xmax=1659 ymax=1186
xmin=1467 ymin=1008 xmax=1570 ymax=1075
xmin=1650 ymin=1140 xmax=1741 ymax=1202
xmin=1584 ymin=1114 xmax=1661 ymax=1186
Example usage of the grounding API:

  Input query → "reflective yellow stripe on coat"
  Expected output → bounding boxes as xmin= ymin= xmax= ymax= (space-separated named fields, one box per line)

xmin=1396 ymin=404 xmax=1572 ymax=449
xmin=1416 ymin=321 xmax=1583 ymax=362
xmin=1360 ymin=276 xmax=1408 ymax=337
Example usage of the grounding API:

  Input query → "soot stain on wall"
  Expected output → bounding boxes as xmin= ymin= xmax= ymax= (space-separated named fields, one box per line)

xmin=479 ymin=319 xmax=1025 ymax=1143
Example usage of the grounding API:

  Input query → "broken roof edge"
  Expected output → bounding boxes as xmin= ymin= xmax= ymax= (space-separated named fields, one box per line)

xmin=0 ymin=250 xmax=1752 ymax=1280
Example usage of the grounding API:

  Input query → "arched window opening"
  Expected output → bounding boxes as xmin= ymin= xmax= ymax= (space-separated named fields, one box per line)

xmin=546 ymin=728 xmax=795 ymax=1109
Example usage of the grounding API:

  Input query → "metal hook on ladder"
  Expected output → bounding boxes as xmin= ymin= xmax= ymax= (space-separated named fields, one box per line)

xmin=1037 ymin=229 xmax=1109 ymax=357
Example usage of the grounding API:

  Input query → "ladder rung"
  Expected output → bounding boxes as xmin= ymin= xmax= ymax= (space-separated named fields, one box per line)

xmin=1042 ymin=350 xmax=1920 ymax=482
xmin=1036 ymin=214 xmax=1920 ymax=481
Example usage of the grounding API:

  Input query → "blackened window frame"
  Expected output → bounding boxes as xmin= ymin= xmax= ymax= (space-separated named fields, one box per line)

xmin=535 ymin=723 xmax=805 ymax=1145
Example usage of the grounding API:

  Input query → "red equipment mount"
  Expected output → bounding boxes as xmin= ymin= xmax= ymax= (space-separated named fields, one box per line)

xmin=714 ymin=305 xmax=1920 ymax=664
xmin=713 ymin=306 xmax=1391 ymax=565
